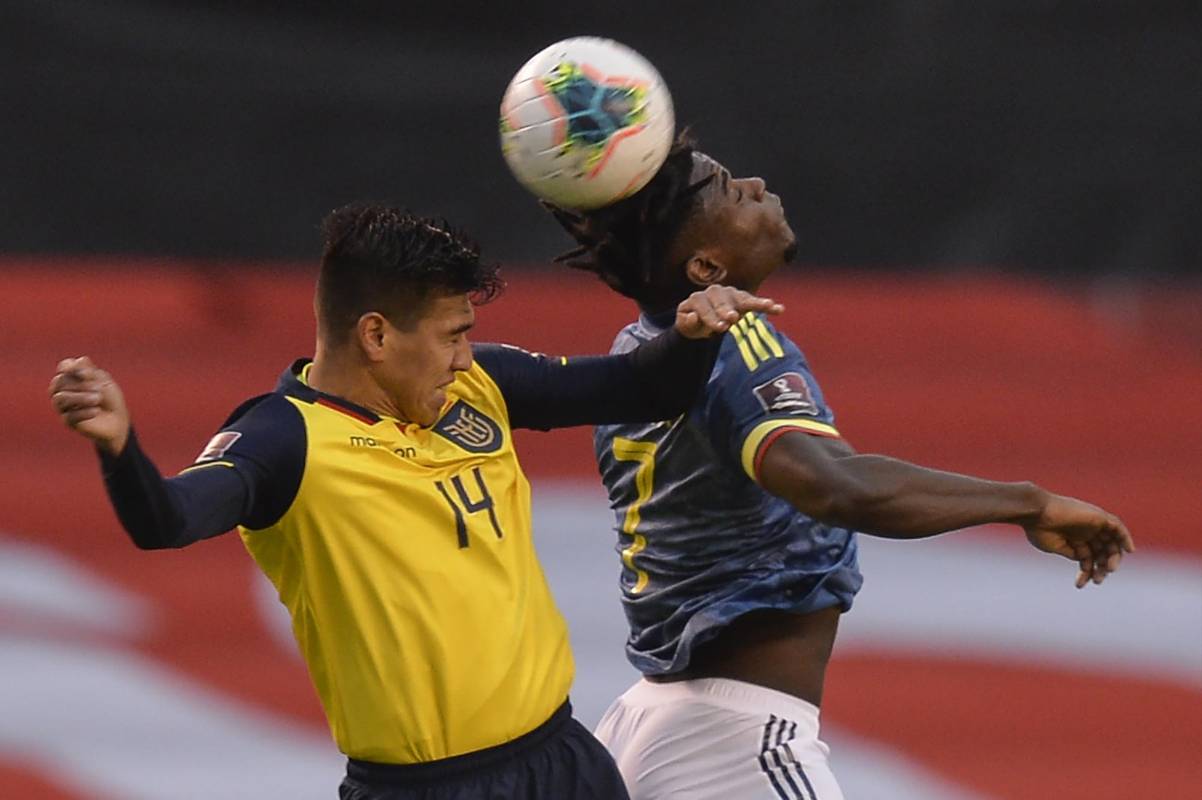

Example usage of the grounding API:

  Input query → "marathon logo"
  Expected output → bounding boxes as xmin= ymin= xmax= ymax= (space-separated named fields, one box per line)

xmin=433 ymin=401 xmax=502 ymax=453
xmin=753 ymin=372 xmax=819 ymax=416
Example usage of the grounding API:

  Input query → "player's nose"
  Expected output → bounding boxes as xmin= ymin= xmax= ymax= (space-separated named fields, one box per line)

xmin=452 ymin=338 xmax=473 ymax=371
xmin=744 ymin=177 xmax=767 ymax=201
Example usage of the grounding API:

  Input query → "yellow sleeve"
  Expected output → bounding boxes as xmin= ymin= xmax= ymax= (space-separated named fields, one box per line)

xmin=739 ymin=418 xmax=841 ymax=483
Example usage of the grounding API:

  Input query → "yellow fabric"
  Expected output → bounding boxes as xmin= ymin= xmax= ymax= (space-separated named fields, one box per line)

xmin=239 ymin=363 xmax=572 ymax=763
xmin=176 ymin=460 xmax=235 ymax=474
xmin=611 ymin=436 xmax=659 ymax=594
xmin=739 ymin=418 xmax=842 ymax=481
xmin=729 ymin=313 xmax=787 ymax=371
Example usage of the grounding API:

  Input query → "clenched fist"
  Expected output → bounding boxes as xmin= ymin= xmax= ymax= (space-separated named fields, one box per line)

xmin=49 ymin=356 xmax=130 ymax=456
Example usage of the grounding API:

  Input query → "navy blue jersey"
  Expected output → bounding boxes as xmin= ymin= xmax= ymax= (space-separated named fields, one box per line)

xmin=595 ymin=312 xmax=863 ymax=676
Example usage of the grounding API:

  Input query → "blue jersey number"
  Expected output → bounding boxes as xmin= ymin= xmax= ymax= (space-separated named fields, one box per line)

xmin=434 ymin=467 xmax=504 ymax=548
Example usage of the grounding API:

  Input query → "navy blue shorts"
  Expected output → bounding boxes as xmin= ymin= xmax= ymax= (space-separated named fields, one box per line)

xmin=338 ymin=701 xmax=629 ymax=799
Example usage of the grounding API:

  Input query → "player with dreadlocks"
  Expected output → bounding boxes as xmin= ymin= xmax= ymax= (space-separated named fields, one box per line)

xmin=547 ymin=137 xmax=1134 ymax=800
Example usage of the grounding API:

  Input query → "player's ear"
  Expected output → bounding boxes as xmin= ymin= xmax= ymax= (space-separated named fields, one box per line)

xmin=684 ymin=254 xmax=727 ymax=287
xmin=355 ymin=312 xmax=390 ymax=362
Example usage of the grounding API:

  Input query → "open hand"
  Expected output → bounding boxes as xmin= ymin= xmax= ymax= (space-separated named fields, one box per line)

xmin=675 ymin=285 xmax=785 ymax=339
xmin=48 ymin=356 xmax=131 ymax=456
xmin=1024 ymin=493 xmax=1134 ymax=588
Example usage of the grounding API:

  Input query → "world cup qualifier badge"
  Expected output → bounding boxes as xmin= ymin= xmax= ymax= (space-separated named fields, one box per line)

xmin=753 ymin=373 xmax=820 ymax=416
xmin=196 ymin=431 xmax=241 ymax=461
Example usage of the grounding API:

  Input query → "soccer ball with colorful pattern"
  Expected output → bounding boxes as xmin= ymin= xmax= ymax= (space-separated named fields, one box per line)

xmin=499 ymin=37 xmax=675 ymax=210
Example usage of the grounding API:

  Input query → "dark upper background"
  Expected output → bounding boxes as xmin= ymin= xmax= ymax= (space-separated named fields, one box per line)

xmin=1 ymin=0 xmax=1198 ymax=278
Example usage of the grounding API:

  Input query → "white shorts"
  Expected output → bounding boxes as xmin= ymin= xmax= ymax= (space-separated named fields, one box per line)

xmin=594 ymin=677 xmax=844 ymax=800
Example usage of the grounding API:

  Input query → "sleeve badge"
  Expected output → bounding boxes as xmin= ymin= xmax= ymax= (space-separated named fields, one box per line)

xmin=752 ymin=372 xmax=819 ymax=416
xmin=195 ymin=431 xmax=242 ymax=462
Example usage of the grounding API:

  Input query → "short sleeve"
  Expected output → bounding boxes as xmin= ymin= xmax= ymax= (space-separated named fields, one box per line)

xmin=700 ymin=314 xmax=842 ymax=483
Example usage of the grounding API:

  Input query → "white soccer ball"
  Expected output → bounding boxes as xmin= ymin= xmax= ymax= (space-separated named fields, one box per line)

xmin=499 ymin=37 xmax=675 ymax=210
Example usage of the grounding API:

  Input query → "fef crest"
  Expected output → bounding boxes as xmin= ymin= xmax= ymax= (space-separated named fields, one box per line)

xmin=433 ymin=401 xmax=503 ymax=453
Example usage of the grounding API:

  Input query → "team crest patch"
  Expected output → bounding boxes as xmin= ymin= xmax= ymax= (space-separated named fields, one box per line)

xmin=196 ymin=431 xmax=241 ymax=462
xmin=433 ymin=401 xmax=503 ymax=453
xmin=753 ymin=372 xmax=819 ymax=416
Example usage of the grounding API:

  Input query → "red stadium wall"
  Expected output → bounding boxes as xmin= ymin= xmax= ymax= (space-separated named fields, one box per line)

xmin=9 ymin=260 xmax=1195 ymax=552
xmin=3 ymin=261 xmax=1200 ymax=798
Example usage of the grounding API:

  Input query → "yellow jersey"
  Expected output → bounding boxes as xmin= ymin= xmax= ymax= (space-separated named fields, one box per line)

xmin=230 ymin=360 xmax=571 ymax=762
xmin=98 ymin=330 xmax=718 ymax=765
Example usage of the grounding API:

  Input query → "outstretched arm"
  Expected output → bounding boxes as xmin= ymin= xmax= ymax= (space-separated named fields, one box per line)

xmin=758 ymin=432 xmax=1134 ymax=588
xmin=49 ymin=357 xmax=297 ymax=549
xmin=476 ymin=285 xmax=783 ymax=430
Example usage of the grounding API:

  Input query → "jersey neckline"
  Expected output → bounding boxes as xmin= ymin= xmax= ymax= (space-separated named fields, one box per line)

xmin=276 ymin=358 xmax=385 ymax=425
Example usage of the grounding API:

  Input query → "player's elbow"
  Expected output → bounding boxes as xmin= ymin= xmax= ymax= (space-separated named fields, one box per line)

xmin=125 ymin=525 xmax=190 ymax=551
xmin=790 ymin=485 xmax=862 ymax=527
xmin=129 ymin=534 xmax=171 ymax=551
xmin=775 ymin=463 xmax=876 ymax=528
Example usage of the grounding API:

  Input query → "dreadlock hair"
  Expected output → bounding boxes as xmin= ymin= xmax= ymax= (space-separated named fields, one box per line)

xmin=546 ymin=133 xmax=714 ymax=307
xmin=316 ymin=204 xmax=503 ymax=339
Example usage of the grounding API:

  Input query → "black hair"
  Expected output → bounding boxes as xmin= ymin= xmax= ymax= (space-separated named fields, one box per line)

xmin=546 ymin=134 xmax=713 ymax=306
xmin=317 ymin=204 xmax=503 ymax=337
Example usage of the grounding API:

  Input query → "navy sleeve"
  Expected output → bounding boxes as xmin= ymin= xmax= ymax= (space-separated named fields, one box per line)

xmin=99 ymin=393 xmax=306 ymax=549
xmin=472 ymin=328 xmax=721 ymax=431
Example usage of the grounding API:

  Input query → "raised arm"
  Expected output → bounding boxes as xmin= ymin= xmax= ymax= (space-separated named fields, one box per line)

xmin=476 ymin=285 xmax=783 ymax=430
xmin=757 ymin=432 xmax=1134 ymax=588
xmin=49 ymin=357 xmax=302 ymax=549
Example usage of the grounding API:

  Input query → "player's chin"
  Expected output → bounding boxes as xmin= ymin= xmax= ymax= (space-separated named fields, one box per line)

xmin=404 ymin=396 xmax=438 ymax=428
xmin=783 ymin=237 xmax=799 ymax=264
xmin=777 ymin=216 xmax=798 ymax=263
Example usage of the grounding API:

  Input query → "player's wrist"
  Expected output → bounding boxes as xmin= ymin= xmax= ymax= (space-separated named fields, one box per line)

xmin=1010 ymin=481 xmax=1050 ymax=527
xmin=96 ymin=426 xmax=131 ymax=459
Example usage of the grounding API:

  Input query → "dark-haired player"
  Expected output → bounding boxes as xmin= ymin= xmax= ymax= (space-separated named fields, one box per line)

xmin=48 ymin=204 xmax=783 ymax=800
xmin=547 ymin=141 xmax=1134 ymax=799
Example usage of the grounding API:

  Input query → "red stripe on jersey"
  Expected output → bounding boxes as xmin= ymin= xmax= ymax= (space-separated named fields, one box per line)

xmin=753 ymin=424 xmax=841 ymax=482
xmin=315 ymin=396 xmax=376 ymax=425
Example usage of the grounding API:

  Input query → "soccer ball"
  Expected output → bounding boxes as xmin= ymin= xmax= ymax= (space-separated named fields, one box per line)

xmin=499 ymin=37 xmax=675 ymax=210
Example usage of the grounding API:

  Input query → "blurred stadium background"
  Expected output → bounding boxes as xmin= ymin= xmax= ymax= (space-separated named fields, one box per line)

xmin=2 ymin=2 xmax=1199 ymax=798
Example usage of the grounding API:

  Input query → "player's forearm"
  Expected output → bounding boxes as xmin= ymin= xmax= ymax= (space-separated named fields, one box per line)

xmin=774 ymin=453 xmax=1048 ymax=538
xmin=622 ymin=327 xmax=721 ymax=420
xmin=473 ymin=330 xmax=719 ymax=429
xmin=99 ymin=430 xmax=244 ymax=549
